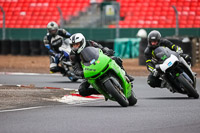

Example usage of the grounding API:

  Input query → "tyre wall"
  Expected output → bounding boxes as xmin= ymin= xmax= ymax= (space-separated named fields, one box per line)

xmin=1 ymin=40 xmax=11 ymax=55
xmin=114 ymin=38 xmax=141 ymax=59
xmin=0 ymin=40 xmax=114 ymax=56
xmin=138 ymin=38 xmax=148 ymax=66
xmin=0 ymin=40 xmax=48 ymax=56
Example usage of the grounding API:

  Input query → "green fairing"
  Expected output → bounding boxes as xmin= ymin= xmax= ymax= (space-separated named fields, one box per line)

xmin=81 ymin=49 xmax=132 ymax=100
xmin=83 ymin=50 xmax=110 ymax=78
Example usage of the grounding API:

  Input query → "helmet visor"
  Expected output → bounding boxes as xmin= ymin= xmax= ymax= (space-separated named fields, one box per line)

xmin=150 ymin=40 xmax=158 ymax=46
xmin=71 ymin=42 xmax=81 ymax=52
xmin=49 ymin=29 xmax=58 ymax=36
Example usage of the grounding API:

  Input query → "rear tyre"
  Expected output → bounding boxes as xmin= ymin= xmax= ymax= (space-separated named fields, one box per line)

xmin=178 ymin=74 xmax=199 ymax=99
xmin=128 ymin=91 xmax=137 ymax=106
xmin=104 ymin=79 xmax=129 ymax=107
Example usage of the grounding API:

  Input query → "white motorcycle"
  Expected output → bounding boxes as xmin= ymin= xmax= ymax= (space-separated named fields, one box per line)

xmin=58 ymin=40 xmax=81 ymax=82
xmin=154 ymin=47 xmax=199 ymax=99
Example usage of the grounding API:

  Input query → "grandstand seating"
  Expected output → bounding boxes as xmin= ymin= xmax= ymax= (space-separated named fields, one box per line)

xmin=109 ymin=0 xmax=200 ymax=28
xmin=0 ymin=0 xmax=199 ymax=28
xmin=0 ymin=0 xmax=93 ymax=28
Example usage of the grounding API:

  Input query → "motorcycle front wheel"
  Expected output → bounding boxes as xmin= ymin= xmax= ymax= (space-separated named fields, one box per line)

xmin=178 ymin=74 xmax=199 ymax=99
xmin=104 ymin=79 xmax=129 ymax=107
xmin=128 ymin=91 xmax=137 ymax=106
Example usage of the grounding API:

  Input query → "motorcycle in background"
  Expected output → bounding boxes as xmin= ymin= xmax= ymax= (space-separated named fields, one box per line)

xmin=154 ymin=47 xmax=199 ymax=99
xmin=58 ymin=40 xmax=80 ymax=82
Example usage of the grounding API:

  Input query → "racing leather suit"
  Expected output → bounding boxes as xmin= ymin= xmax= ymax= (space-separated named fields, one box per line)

xmin=43 ymin=29 xmax=71 ymax=74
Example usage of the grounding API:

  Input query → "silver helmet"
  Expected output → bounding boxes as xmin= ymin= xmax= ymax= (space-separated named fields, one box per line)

xmin=47 ymin=21 xmax=59 ymax=36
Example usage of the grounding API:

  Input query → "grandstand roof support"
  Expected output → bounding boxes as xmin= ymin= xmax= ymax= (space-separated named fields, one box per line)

xmin=172 ymin=5 xmax=179 ymax=36
xmin=0 ymin=6 xmax=6 ymax=40
xmin=57 ymin=6 xmax=64 ymax=28
xmin=115 ymin=2 xmax=120 ymax=38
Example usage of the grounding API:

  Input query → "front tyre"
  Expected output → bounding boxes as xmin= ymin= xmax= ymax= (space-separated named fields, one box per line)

xmin=178 ymin=74 xmax=199 ymax=99
xmin=104 ymin=80 xmax=129 ymax=107
xmin=128 ymin=91 xmax=137 ymax=106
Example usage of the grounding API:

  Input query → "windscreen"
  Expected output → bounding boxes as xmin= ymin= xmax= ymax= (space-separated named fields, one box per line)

xmin=154 ymin=47 xmax=172 ymax=62
xmin=80 ymin=47 xmax=99 ymax=65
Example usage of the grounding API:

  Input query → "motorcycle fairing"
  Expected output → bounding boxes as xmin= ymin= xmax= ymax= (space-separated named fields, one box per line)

xmin=159 ymin=54 xmax=179 ymax=73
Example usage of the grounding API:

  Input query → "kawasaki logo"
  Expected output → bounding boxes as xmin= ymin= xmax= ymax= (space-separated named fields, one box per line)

xmin=84 ymin=68 xmax=96 ymax=71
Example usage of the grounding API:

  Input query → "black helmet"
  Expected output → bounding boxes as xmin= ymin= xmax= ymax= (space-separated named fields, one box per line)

xmin=148 ymin=30 xmax=161 ymax=48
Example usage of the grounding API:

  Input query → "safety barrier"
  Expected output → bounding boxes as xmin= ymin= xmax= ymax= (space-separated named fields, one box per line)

xmin=191 ymin=38 xmax=200 ymax=66
xmin=0 ymin=40 xmax=48 ymax=56
xmin=138 ymin=38 xmax=148 ymax=65
xmin=114 ymin=38 xmax=141 ymax=58
xmin=1 ymin=40 xmax=11 ymax=55
xmin=0 ymin=38 xmax=198 ymax=67
xmin=11 ymin=40 xmax=21 ymax=55
xmin=0 ymin=40 xmax=113 ymax=56
xmin=1 ymin=28 xmax=200 ymax=41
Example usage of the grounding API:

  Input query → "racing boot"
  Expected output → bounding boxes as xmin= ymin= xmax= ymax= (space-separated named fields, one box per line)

xmin=79 ymin=80 xmax=100 ymax=96
xmin=59 ymin=67 xmax=67 ymax=76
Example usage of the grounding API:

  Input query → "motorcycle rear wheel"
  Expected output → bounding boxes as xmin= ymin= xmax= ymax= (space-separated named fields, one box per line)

xmin=104 ymin=79 xmax=129 ymax=107
xmin=178 ymin=74 xmax=199 ymax=99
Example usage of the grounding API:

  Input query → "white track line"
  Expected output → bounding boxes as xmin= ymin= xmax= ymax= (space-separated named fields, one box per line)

xmin=0 ymin=72 xmax=60 ymax=76
xmin=0 ymin=106 xmax=43 ymax=113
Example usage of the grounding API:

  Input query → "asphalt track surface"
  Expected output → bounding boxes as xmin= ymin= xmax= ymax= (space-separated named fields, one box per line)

xmin=0 ymin=74 xmax=200 ymax=133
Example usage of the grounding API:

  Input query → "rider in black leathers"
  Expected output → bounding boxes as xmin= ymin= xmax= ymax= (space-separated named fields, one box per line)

xmin=43 ymin=21 xmax=71 ymax=75
xmin=69 ymin=33 xmax=134 ymax=96
xmin=144 ymin=30 xmax=191 ymax=88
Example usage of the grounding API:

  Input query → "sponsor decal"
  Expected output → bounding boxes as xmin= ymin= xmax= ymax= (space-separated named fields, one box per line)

xmin=84 ymin=68 xmax=96 ymax=71
xmin=90 ymin=59 xmax=96 ymax=64
xmin=168 ymin=61 xmax=172 ymax=66
xmin=161 ymin=55 xmax=167 ymax=60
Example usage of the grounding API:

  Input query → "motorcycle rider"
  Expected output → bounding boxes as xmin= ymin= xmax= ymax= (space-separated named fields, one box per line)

xmin=43 ymin=21 xmax=71 ymax=75
xmin=144 ymin=30 xmax=191 ymax=88
xmin=69 ymin=33 xmax=134 ymax=96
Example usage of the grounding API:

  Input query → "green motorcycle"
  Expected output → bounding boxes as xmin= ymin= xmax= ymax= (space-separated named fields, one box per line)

xmin=80 ymin=47 xmax=137 ymax=107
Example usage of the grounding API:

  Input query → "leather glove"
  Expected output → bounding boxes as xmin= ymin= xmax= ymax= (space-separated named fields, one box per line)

xmin=103 ymin=47 xmax=115 ymax=56
xmin=152 ymin=69 xmax=159 ymax=77
xmin=176 ymin=47 xmax=183 ymax=54
xmin=108 ymin=49 xmax=115 ymax=56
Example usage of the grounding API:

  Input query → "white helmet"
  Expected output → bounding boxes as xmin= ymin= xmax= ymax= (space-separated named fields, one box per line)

xmin=47 ymin=21 xmax=59 ymax=36
xmin=136 ymin=29 xmax=147 ymax=38
xmin=69 ymin=33 xmax=86 ymax=54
